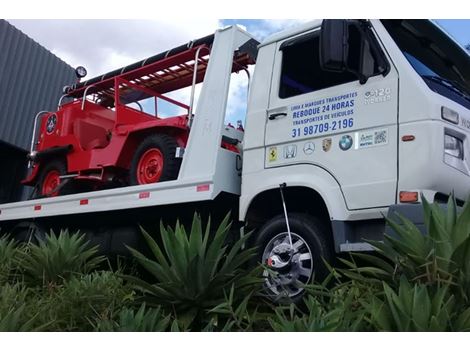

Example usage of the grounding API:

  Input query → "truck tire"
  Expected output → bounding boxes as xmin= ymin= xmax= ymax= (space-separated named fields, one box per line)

xmin=36 ymin=159 xmax=70 ymax=198
xmin=130 ymin=134 xmax=180 ymax=185
xmin=253 ymin=213 xmax=333 ymax=302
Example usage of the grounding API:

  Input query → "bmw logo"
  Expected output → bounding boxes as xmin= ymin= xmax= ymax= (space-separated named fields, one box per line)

xmin=339 ymin=135 xmax=353 ymax=151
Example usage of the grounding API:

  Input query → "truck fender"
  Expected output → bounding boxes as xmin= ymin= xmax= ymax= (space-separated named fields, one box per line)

xmin=239 ymin=164 xmax=348 ymax=222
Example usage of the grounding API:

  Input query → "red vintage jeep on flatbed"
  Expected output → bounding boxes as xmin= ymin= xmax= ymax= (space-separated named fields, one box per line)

xmin=23 ymin=34 xmax=251 ymax=197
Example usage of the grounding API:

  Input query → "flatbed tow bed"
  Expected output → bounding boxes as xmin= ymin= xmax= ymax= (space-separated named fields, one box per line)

xmin=0 ymin=174 xmax=234 ymax=221
xmin=0 ymin=26 xmax=255 ymax=240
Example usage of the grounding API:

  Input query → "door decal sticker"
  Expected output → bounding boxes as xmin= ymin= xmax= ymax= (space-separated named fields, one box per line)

xmin=290 ymin=91 xmax=357 ymax=139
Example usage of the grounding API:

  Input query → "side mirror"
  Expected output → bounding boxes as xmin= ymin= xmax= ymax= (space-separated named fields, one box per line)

xmin=319 ymin=19 xmax=349 ymax=72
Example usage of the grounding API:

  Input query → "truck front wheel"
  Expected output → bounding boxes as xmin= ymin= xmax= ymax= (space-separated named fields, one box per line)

xmin=254 ymin=213 xmax=333 ymax=302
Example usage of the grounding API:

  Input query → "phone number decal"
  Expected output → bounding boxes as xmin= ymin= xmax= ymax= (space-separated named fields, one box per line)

xmin=292 ymin=118 xmax=354 ymax=138
xmin=289 ymin=92 xmax=357 ymax=139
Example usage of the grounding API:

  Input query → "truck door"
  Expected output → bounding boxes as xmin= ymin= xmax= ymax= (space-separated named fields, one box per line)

xmin=264 ymin=26 xmax=399 ymax=210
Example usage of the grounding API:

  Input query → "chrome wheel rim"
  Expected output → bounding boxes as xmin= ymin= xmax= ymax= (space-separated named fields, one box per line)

xmin=261 ymin=232 xmax=313 ymax=299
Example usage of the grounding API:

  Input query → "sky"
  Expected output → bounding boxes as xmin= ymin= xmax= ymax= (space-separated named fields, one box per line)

xmin=6 ymin=19 xmax=470 ymax=125
xmin=435 ymin=20 xmax=470 ymax=46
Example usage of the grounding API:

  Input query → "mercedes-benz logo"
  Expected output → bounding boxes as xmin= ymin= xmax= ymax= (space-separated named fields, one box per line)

xmin=303 ymin=142 xmax=315 ymax=155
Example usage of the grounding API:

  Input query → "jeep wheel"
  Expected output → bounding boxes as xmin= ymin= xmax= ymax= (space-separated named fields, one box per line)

xmin=130 ymin=134 xmax=181 ymax=185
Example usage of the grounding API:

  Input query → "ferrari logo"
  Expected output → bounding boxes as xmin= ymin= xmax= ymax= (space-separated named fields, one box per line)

xmin=268 ymin=147 xmax=278 ymax=162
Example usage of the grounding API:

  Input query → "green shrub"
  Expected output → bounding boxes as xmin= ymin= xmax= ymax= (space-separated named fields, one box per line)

xmin=0 ymin=283 xmax=51 ymax=331
xmin=303 ymin=270 xmax=378 ymax=332
xmin=18 ymin=230 xmax=105 ymax=286
xmin=0 ymin=283 xmax=30 ymax=318
xmin=125 ymin=213 xmax=261 ymax=330
xmin=0 ymin=270 xmax=135 ymax=332
xmin=268 ymin=295 xmax=342 ymax=332
xmin=204 ymin=285 xmax=263 ymax=331
xmin=39 ymin=270 xmax=135 ymax=331
xmin=94 ymin=303 xmax=171 ymax=332
xmin=0 ymin=236 xmax=23 ymax=284
xmin=0 ymin=305 xmax=41 ymax=332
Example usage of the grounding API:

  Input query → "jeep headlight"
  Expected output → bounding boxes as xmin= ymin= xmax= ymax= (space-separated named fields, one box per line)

xmin=75 ymin=66 xmax=87 ymax=79
xmin=444 ymin=133 xmax=463 ymax=159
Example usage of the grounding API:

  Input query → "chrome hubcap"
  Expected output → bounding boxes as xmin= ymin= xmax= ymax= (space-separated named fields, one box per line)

xmin=262 ymin=232 xmax=313 ymax=299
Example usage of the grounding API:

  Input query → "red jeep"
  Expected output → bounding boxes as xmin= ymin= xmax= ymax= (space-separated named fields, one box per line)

xmin=22 ymin=35 xmax=251 ymax=197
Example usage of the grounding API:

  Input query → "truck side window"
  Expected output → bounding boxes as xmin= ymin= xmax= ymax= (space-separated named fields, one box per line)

xmin=279 ymin=29 xmax=380 ymax=99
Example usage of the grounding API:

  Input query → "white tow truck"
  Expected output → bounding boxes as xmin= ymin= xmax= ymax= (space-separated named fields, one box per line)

xmin=1 ymin=19 xmax=469 ymax=300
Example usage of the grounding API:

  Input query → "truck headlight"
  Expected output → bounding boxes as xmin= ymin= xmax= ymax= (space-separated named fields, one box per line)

xmin=444 ymin=133 xmax=463 ymax=159
xmin=441 ymin=106 xmax=459 ymax=124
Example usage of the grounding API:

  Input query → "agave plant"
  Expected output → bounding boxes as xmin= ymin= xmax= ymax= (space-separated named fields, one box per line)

xmin=125 ymin=213 xmax=261 ymax=329
xmin=364 ymin=277 xmax=470 ymax=331
xmin=18 ymin=230 xmax=105 ymax=286
xmin=340 ymin=195 xmax=470 ymax=296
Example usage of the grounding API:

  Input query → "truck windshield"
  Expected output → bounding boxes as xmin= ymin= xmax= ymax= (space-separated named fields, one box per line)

xmin=382 ymin=20 xmax=470 ymax=109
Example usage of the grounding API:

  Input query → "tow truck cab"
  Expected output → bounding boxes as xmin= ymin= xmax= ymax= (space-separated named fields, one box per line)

xmin=241 ymin=19 xmax=470 ymax=254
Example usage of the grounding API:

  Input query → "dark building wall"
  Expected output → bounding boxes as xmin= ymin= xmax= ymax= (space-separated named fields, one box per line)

xmin=0 ymin=19 xmax=76 ymax=152
xmin=0 ymin=20 xmax=76 ymax=202
xmin=0 ymin=141 xmax=27 ymax=203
